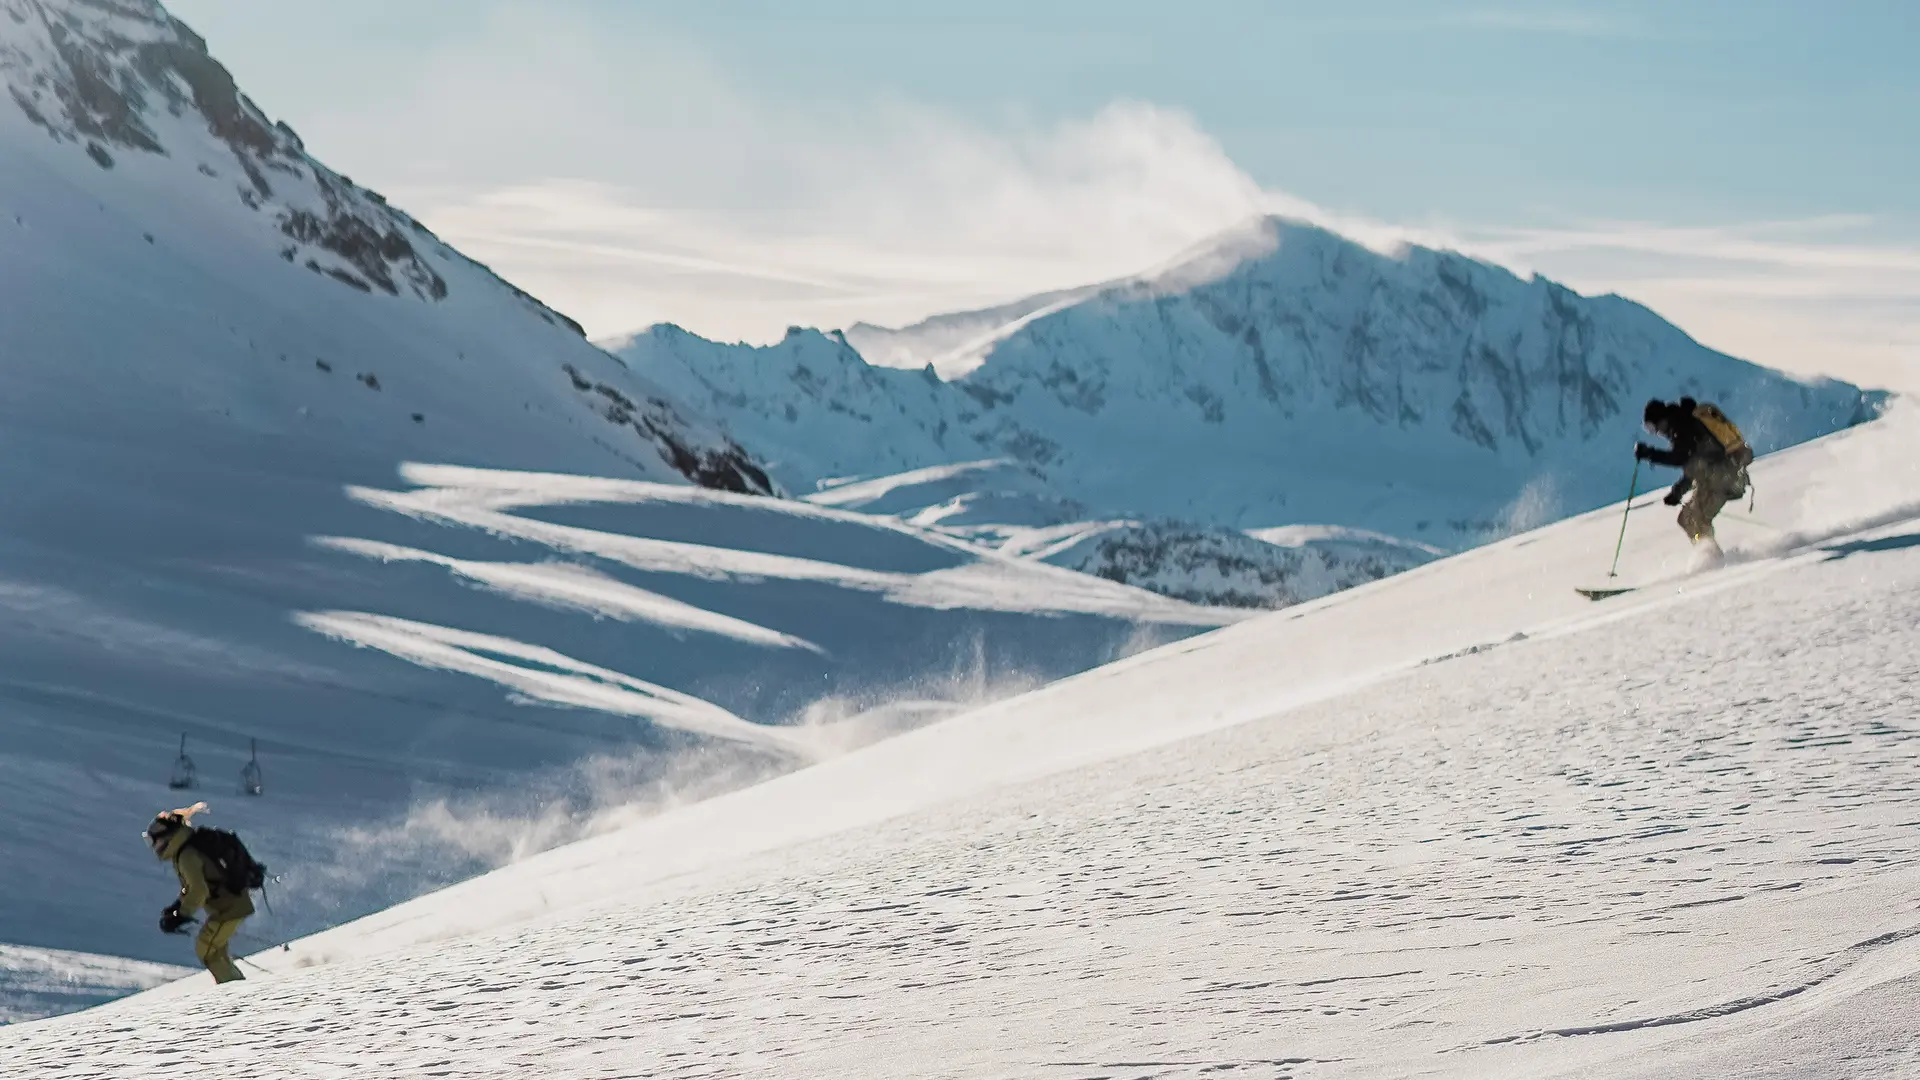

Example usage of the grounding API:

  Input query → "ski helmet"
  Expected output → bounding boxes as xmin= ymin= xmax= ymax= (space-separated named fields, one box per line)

xmin=144 ymin=801 xmax=208 ymax=856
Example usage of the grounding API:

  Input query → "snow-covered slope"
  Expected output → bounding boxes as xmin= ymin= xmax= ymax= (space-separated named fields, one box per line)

xmin=842 ymin=280 xmax=1109 ymax=379
xmin=0 ymin=452 xmax=1233 ymax=1007
xmin=0 ymin=0 xmax=767 ymax=491
xmin=10 ymin=400 xmax=1918 ymax=1078
xmin=0 ymin=946 xmax=186 ymax=1025
xmin=613 ymin=217 xmax=1881 ymax=606
xmin=0 ymin=0 xmax=1242 ymax=1010
xmin=1031 ymin=517 xmax=1442 ymax=608
xmin=803 ymin=460 xmax=1444 ymax=608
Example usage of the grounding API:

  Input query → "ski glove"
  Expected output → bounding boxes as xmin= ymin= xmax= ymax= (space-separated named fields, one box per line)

xmin=159 ymin=903 xmax=191 ymax=934
xmin=1633 ymin=442 xmax=1656 ymax=461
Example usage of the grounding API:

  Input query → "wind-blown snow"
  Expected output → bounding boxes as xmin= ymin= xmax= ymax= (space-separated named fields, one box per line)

xmin=9 ymin=404 xmax=1916 ymax=1077
xmin=0 ymin=450 xmax=1234 ymax=998
xmin=843 ymin=281 xmax=1111 ymax=379
xmin=343 ymin=465 xmax=1227 ymax=620
xmin=0 ymin=0 xmax=1240 ymax=1001
xmin=310 ymin=538 xmax=825 ymax=652
xmin=294 ymin=611 xmax=811 ymax=756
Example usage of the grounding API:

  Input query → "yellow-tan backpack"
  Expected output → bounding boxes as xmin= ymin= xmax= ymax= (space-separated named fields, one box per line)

xmin=1693 ymin=402 xmax=1746 ymax=457
xmin=1694 ymin=402 xmax=1753 ymax=497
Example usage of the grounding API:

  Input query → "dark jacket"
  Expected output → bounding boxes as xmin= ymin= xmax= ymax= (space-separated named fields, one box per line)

xmin=1640 ymin=412 xmax=1721 ymax=470
xmin=1638 ymin=398 xmax=1732 ymax=504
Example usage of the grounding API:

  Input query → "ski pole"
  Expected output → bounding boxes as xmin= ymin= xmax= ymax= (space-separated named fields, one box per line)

xmin=1608 ymin=457 xmax=1640 ymax=580
xmin=232 ymin=927 xmax=295 ymax=955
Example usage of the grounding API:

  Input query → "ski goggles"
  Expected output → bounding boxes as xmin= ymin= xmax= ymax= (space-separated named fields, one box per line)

xmin=144 ymin=817 xmax=181 ymax=855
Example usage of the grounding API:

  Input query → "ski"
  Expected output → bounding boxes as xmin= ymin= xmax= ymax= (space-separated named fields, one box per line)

xmin=1575 ymin=586 xmax=1636 ymax=601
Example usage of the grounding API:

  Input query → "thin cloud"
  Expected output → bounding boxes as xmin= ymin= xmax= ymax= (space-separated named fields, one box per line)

xmin=1442 ymin=9 xmax=1638 ymax=36
xmin=274 ymin=5 xmax=1290 ymax=341
xmin=1481 ymin=221 xmax=1920 ymax=274
xmin=1462 ymin=217 xmax=1920 ymax=391
xmin=283 ymin=4 xmax=1906 ymax=392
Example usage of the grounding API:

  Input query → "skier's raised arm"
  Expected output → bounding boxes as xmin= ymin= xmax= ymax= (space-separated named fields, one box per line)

xmin=1635 ymin=440 xmax=1690 ymax=468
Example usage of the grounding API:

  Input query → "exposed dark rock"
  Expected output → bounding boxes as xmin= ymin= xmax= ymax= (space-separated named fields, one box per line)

xmin=645 ymin=422 xmax=776 ymax=496
xmin=37 ymin=17 xmax=163 ymax=153
xmin=306 ymin=259 xmax=371 ymax=293
xmin=283 ymin=207 xmax=446 ymax=300
xmin=560 ymin=363 xmax=775 ymax=496
xmin=5 ymin=1 xmax=449 ymax=303
xmin=1054 ymin=520 xmax=1438 ymax=610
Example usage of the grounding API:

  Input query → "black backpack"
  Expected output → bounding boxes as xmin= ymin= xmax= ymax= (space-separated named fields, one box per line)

xmin=185 ymin=827 xmax=267 ymax=894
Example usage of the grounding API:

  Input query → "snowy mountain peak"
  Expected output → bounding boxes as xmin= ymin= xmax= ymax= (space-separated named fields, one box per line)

xmin=967 ymin=212 xmax=1774 ymax=457
xmin=2 ymin=0 xmax=465 ymax=306
xmin=2 ymin=0 xmax=775 ymax=494
xmin=618 ymin=214 xmax=1879 ymax=605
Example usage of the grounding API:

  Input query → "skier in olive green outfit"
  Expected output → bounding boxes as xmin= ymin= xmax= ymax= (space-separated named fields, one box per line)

xmin=146 ymin=802 xmax=254 ymax=983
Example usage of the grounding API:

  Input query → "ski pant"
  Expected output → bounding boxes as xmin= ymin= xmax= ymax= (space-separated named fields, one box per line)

xmin=195 ymin=915 xmax=247 ymax=984
xmin=1678 ymin=460 xmax=1742 ymax=542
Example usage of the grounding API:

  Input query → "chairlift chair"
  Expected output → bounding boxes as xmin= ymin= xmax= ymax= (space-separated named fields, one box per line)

xmin=240 ymin=738 xmax=263 ymax=796
xmin=167 ymin=733 xmax=197 ymax=790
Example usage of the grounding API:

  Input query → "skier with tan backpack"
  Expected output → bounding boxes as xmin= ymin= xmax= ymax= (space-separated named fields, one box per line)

xmin=144 ymin=802 xmax=268 ymax=984
xmin=1634 ymin=396 xmax=1754 ymax=556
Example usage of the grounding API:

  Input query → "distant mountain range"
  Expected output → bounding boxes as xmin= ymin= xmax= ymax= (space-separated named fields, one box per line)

xmin=610 ymin=217 xmax=1882 ymax=606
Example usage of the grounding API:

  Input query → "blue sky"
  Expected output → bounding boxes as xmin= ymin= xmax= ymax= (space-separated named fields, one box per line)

xmin=165 ymin=0 xmax=1919 ymax=388
xmin=628 ymin=0 xmax=1920 ymax=227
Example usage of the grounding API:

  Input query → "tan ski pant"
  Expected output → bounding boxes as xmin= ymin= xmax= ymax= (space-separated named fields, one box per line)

xmin=196 ymin=916 xmax=247 ymax=984
xmin=1678 ymin=460 xmax=1741 ymax=542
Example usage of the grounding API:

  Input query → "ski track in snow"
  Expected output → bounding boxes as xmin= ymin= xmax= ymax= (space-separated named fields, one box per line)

xmin=5 ymin=415 xmax=1920 ymax=1077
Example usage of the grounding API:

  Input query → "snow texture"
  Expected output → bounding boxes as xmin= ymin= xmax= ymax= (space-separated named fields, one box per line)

xmin=0 ymin=455 xmax=1233 ymax=988
xmin=0 ymin=0 xmax=1237 ymax=994
xmin=0 ymin=946 xmax=188 ymax=1024
xmin=2 ymin=2 xmax=1914 ymax=1068
xmin=7 ymin=400 xmax=1917 ymax=1077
